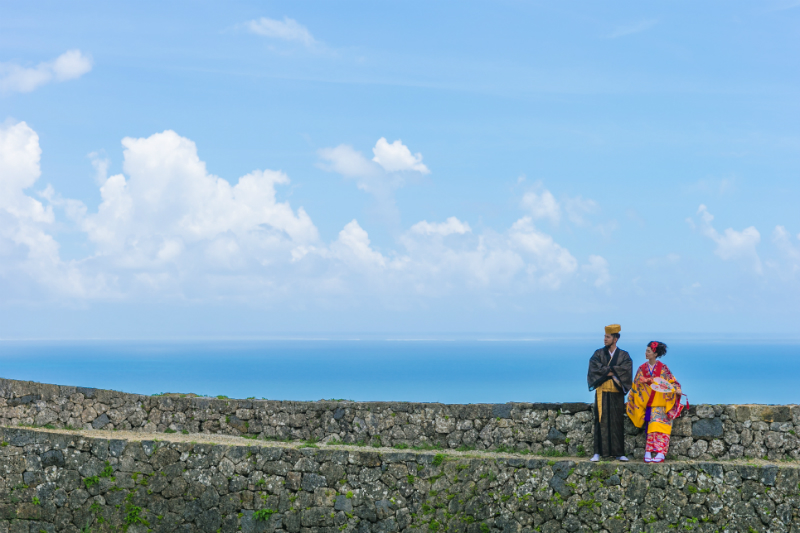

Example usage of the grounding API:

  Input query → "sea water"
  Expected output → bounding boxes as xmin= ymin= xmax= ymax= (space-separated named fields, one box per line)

xmin=0 ymin=338 xmax=797 ymax=405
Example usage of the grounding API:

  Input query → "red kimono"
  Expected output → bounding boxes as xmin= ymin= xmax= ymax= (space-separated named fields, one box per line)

xmin=626 ymin=361 xmax=682 ymax=455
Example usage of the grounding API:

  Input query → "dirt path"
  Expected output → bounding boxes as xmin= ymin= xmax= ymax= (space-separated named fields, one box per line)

xmin=3 ymin=425 xmax=790 ymax=467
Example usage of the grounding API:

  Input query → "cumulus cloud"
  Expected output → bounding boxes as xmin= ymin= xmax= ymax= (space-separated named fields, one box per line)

xmin=3 ymin=124 xmax=610 ymax=305
xmin=410 ymin=217 xmax=471 ymax=237
xmin=246 ymin=17 xmax=317 ymax=48
xmin=521 ymin=189 xmax=560 ymax=224
xmin=78 ymin=130 xmax=319 ymax=272
xmin=0 ymin=50 xmax=92 ymax=94
xmin=371 ymin=137 xmax=430 ymax=174
xmin=694 ymin=204 xmax=762 ymax=273
xmin=319 ymin=137 xmax=431 ymax=227
xmin=508 ymin=217 xmax=578 ymax=289
xmin=331 ymin=220 xmax=387 ymax=269
xmin=319 ymin=137 xmax=429 ymax=186
xmin=396 ymin=215 xmax=588 ymax=293
xmin=0 ymin=121 xmax=91 ymax=297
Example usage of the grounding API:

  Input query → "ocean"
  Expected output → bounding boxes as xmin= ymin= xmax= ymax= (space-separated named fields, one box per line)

xmin=0 ymin=338 xmax=796 ymax=405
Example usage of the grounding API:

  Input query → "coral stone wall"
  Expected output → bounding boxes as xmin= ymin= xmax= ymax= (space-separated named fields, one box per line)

xmin=0 ymin=427 xmax=799 ymax=533
xmin=0 ymin=379 xmax=798 ymax=461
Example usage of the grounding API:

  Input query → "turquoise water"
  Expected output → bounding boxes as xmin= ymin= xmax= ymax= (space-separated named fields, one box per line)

xmin=0 ymin=339 xmax=796 ymax=405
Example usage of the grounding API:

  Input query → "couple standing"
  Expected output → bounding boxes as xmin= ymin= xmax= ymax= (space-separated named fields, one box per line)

xmin=586 ymin=324 xmax=683 ymax=464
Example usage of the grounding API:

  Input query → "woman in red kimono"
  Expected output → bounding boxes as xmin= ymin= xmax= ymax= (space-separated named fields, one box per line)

xmin=626 ymin=341 xmax=683 ymax=463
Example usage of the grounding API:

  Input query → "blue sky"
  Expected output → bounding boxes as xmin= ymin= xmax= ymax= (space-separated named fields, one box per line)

xmin=1 ymin=1 xmax=798 ymax=338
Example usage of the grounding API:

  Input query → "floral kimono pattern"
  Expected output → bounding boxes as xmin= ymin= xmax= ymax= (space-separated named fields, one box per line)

xmin=626 ymin=361 xmax=681 ymax=454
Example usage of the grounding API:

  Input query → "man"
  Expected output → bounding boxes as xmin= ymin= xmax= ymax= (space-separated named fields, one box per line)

xmin=587 ymin=324 xmax=633 ymax=462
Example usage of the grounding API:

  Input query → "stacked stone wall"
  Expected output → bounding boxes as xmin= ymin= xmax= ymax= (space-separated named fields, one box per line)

xmin=1 ymin=378 xmax=798 ymax=461
xmin=1 ymin=427 xmax=800 ymax=533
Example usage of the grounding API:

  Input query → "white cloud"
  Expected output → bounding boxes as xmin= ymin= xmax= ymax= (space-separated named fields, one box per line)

xmin=397 ymin=216 xmax=581 ymax=292
xmin=607 ymin=19 xmax=658 ymax=39
xmin=3 ymin=125 xmax=610 ymax=305
xmin=0 ymin=121 xmax=93 ymax=297
xmin=319 ymin=138 xmax=430 ymax=185
xmin=79 ymin=130 xmax=319 ymax=271
xmin=371 ymin=137 xmax=430 ymax=174
xmin=695 ymin=204 xmax=762 ymax=273
xmin=520 ymin=186 xmax=612 ymax=235
xmin=0 ymin=50 xmax=92 ymax=94
xmin=410 ymin=217 xmax=471 ymax=237
xmin=508 ymin=217 xmax=578 ymax=289
xmin=246 ymin=17 xmax=317 ymax=47
xmin=0 ymin=121 xmax=48 ymax=220
xmin=331 ymin=220 xmax=387 ymax=269
xmin=319 ymin=137 xmax=430 ymax=228
xmin=88 ymin=151 xmax=110 ymax=185
xmin=318 ymin=144 xmax=379 ymax=181
xmin=521 ymin=189 xmax=560 ymax=224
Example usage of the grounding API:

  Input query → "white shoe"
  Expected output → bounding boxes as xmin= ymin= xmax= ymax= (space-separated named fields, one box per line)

xmin=617 ymin=456 xmax=629 ymax=462
xmin=652 ymin=453 xmax=665 ymax=463
xmin=590 ymin=454 xmax=600 ymax=462
xmin=644 ymin=452 xmax=652 ymax=463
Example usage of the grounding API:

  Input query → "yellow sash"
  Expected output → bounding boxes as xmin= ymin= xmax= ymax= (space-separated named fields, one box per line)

xmin=595 ymin=378 xmax=619 ymax=422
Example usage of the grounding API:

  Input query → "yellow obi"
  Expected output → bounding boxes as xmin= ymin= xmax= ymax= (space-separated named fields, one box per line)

xmin=595 ymin=378 xmax=620 ymax=422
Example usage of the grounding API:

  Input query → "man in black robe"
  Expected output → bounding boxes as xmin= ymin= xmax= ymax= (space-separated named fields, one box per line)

xmin=587 ymin=324 xmax=633 ymax=461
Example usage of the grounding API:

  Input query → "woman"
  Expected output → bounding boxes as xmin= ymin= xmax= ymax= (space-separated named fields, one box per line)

xmin=626 ymin=341 xmax=682 ymax=463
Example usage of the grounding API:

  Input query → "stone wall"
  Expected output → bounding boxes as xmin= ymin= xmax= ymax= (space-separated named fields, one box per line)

xmin=1 ymin=378 xmax=798 ymax=461
xmin=0 ymin=427 xmax=799 ymax=533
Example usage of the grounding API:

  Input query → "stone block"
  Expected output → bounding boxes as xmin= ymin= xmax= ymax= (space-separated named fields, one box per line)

xmin=301 ymin=473 xmax=327 ymax=492
xmin=546 ymin=427 xmax=566 ymax=445
xmin=692 ymin=418 xmax=723 ymax=438
xmin=491 ymin=404 xmax=513 ymax=419
xmin=91 ymin=413 xmax=110 ymax=430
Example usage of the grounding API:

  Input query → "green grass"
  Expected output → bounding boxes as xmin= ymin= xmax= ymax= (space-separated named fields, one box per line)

xmin=413 ymin=442 xmax=444 ymax=451
xmin=100 ymin=461 xmax=114 ymax=479
xmin=253 ymin=509 xmax=278 ymax=522
xmin=124 ymin=503 xmax=148 ymax=527
xmin=539 ymin=448 xmax=567 ymax=457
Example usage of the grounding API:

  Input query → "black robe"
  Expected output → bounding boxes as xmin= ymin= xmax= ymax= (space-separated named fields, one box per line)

xmin=587 ymin=346 xmax=633 ymax=457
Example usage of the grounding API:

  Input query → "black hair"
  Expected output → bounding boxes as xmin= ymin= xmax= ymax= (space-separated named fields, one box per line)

xmin=648 ymin=341 xmax=667 ymax=358
xmin=611 ymin=333 xmax=620 ymax=340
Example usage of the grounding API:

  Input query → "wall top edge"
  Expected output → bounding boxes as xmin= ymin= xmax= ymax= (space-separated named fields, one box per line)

xmin=0 ymin=377 xmax=798 ymax=410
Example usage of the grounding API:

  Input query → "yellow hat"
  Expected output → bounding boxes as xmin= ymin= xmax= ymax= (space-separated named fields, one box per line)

xmin=605 ymin=324 xmax=621 ymax=335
